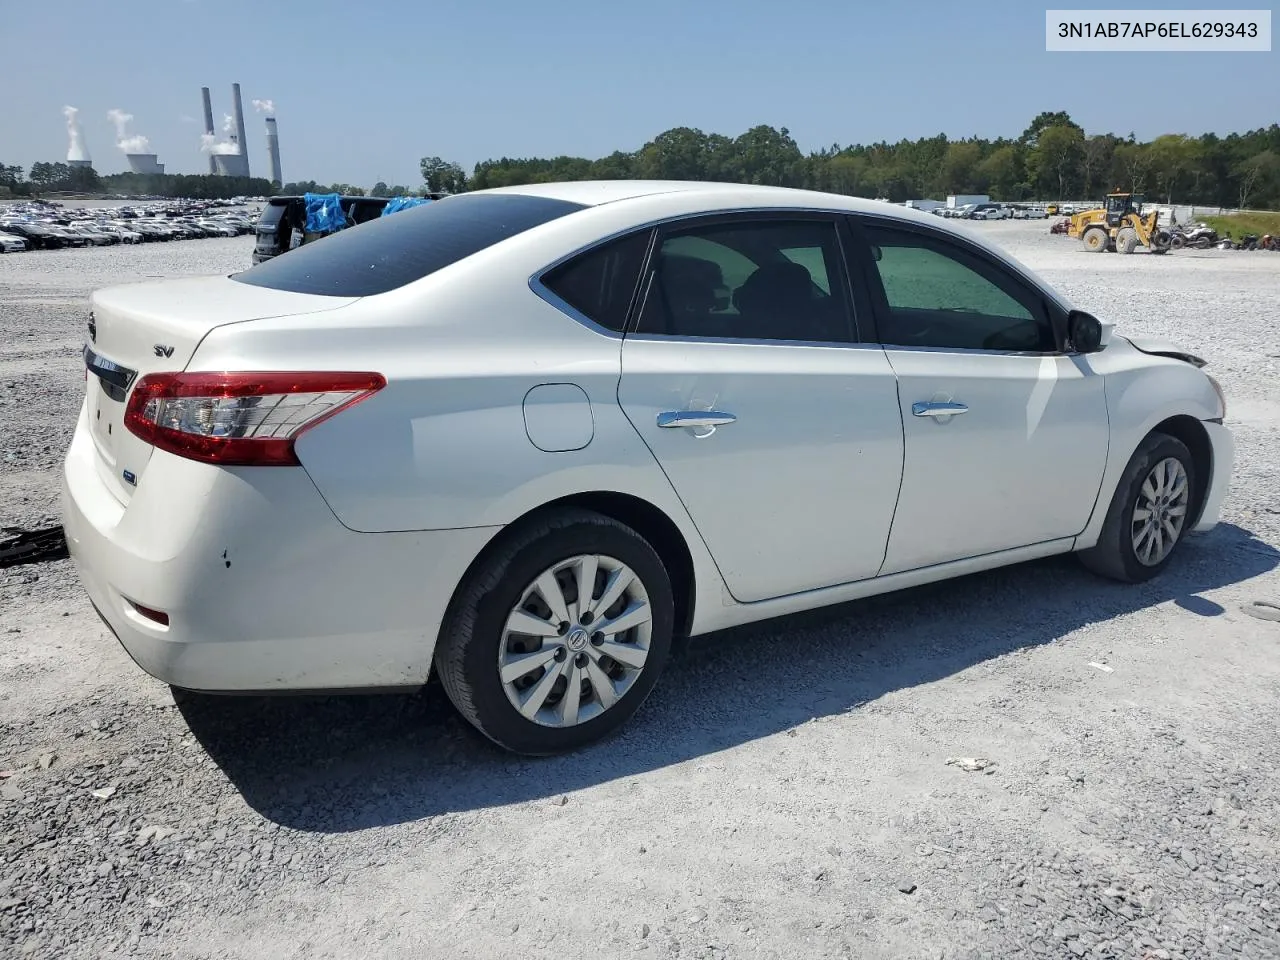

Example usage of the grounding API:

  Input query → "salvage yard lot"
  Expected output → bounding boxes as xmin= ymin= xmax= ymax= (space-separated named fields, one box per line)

xmin=2 ymin=219 xmax=1279 ymax=960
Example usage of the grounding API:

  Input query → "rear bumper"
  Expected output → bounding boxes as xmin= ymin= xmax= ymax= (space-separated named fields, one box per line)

xmin=60 ymin=403 xmax=500 ymax=692
xmin=1191 ymin=419 xmax=1234 ymax=533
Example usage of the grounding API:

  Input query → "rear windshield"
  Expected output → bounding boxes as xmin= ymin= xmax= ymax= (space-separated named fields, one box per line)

xmin=258 ymin=203 xmax=287 ymax=227
xmin=232 ymin=193 xmax=586 ymax=297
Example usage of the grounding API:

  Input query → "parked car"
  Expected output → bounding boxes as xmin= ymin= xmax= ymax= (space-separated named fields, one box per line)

xmin=0 ymin=231 xmax=28 ymax=252
xmin=62 ymin=182 xmax=1234 ymax=756
xmin=0 ymin=221 xmax=66 ymax=249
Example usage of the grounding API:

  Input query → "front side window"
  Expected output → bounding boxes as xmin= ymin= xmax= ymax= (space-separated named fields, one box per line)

xmin=634 ymin=219 xmax=854 ymax=343
xmin=862 ymin=224 xmax=1056 ymax=352
xmin=540 ymin=230 xmax=650 ymax=332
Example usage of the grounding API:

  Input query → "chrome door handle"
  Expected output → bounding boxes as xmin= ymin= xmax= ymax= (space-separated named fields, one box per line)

xmin=657 ymin=411 xmax=737 ymax=428
xmin=912 ymin=401 xmax=969 ymax=418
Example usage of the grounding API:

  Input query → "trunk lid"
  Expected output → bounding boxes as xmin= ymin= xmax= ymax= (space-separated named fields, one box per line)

xmin=83 ymin=275 xmax=358 ymax=503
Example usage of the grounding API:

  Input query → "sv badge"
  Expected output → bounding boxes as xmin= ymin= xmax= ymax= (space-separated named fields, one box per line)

xmin=153 ymin=344 xmax=175 ymax=358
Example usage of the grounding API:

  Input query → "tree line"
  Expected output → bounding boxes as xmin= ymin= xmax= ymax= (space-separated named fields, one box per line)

xmin=5 ymin=111 xmax=1278 ymax=209
xmin=0 ymin=164 xmax=276 ymax=200
xmin=427 ymin=112 xmax=1280 ymax=210
xmin=0 ymin=162 xmax=438 ymax=201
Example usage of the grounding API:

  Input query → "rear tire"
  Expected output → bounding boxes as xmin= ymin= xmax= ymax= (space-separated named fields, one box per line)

xmin=1078 ymin=432 xmax=1197 ymax=583
xmin=434 ymin=509 xmax=675 ymax=755
xmin=1082 ymin=227 xmax=1109 ymax=253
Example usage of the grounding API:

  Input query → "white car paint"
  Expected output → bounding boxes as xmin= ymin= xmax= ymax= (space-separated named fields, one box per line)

xmin=61 ymin=181 xmax=1233 ymax=699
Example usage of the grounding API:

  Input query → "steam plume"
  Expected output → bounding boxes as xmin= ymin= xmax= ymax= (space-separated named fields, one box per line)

xmin=106 ymin=108 xmax=150 ymax=154
xmin=200 ymin=134 xmax=241 ymax=156
xmin=252 ymin=98 xmax=275 ymax=116
xmin=63 ymin=105 xmax=91 ymax=162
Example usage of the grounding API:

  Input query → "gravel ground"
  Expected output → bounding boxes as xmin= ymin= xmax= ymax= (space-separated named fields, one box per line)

xmin=2 ymin=224 xmax=1279 ymax=960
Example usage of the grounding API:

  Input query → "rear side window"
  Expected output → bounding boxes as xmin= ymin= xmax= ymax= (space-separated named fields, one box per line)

xmin=540 ymin=231 xmax=650 ymax=332
xmin=233 ymin=194 xmax=586 ymax=297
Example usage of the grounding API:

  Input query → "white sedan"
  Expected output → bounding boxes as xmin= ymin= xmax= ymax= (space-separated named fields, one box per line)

xmin=61 ymin=181 xmax=1234 ymax=755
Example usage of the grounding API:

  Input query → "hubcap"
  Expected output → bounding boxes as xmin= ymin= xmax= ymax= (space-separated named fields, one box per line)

xmin=498 ymin=554 xmax=652 ymax=728
xmin=1131 ymin=457 xmax=1190 ymax=567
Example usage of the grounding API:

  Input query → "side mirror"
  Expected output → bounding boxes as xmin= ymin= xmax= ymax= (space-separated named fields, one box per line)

xmin=1068 ymin=310 xmax=1103 ymax=353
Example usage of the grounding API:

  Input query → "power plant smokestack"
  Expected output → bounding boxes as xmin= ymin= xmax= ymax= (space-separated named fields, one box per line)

xmin=264 ymin=117 xmax=282 ymax=185
xmin=201 ymin=87 xmax=216 ymax=175
xmin=231 ymin=83 xmax=250 ymax=178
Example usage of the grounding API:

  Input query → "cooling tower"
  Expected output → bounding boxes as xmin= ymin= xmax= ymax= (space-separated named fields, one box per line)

xmin=201 ymin=87 xmax=216 ymax=175
xmin=264 ymin=116 xmax=282 ymax=185
xmin=231 ymin=83 xmax=250 ymax=178
xmin=126 ymin=154 xmax=164 ymax=175
xmin=68 ymin=160 xmax=93 ymax=170
xmin=211 ymin=154 xmax=240 ymax=177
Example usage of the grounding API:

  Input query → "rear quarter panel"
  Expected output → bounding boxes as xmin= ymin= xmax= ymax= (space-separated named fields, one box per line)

xmin=186 ymin=230 xmax=736 ymax=631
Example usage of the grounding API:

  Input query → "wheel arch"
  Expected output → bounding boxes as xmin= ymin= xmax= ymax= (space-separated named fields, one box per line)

xmin=1149 ymin=414 xmax=1213 ymax=526
xmin=443 ymin=491 xmax=698 ymax=642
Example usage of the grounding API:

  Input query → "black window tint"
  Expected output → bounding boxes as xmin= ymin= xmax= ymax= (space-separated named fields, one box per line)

xmin=635 ymin=219 xmax=854 ymax=343
xmin=233 ymin=194 xmax=586 ymax=297
xmin=541 ymin=231 xmax=650 ymax=332
xmin=863 ymin=224 xmax=1055 ymax=352
xmin=257 ymin=203 xmax=286 ymax=227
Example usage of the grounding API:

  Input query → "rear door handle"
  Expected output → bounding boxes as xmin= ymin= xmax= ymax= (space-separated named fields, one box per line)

xmin=911 ymin=401 xmax=969 ymax=418
xmin=657 ymin=411 xmax=737 ymax=428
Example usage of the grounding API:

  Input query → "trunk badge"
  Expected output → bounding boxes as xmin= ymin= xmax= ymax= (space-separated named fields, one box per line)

xmin=153 ymin=344 xmax=175 ymax=358
xmin=122 ymin=470 xmax=137 ymax=486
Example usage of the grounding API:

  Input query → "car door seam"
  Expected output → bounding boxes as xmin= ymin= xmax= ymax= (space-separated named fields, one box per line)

xmin=875 ymin=349 xmax=908 ymax=578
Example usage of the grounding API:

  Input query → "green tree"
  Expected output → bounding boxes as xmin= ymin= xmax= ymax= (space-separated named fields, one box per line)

xmin=635 ymin=127 xmax=712 ymax=180
xmin=419 ymin=156 xmax=467 ymax=194
xmin=978 ymin=145 xmax=1024 ymax=200
xmin=1148 ymin=134 xmax=1198 ymax=204
xmin=1020 ymin=111 xmax=1083 ymax=147
xmin=28 ymin=161 xmax=55 ymax=187
xmin=733 ymin=125 xmax=803 ymax=186
xmin=941 ymin=141 xmax=983 ymax=194
xmin=1112 ymin=142 xmax=1153 ymax=195
xmin=370 ymin=181 xmax=390 ymax=197
xmin=1080 ymin=135 xmax=1119 ymax=199
xmin=1028 ymin=125 xmax=1084 ymax=199
xmin=1235 ymin=151 xmax=1280 ymax=209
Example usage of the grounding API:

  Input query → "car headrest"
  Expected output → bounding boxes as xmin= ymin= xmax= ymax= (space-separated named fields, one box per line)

xmin=734 ymin=261 xmax=814 ymax=317
xmin=656 ymin=254 xmax=723 ymax=313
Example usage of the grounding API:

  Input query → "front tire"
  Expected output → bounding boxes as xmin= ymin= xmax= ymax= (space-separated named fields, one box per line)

xmin=1116 ymin=227 xmax=1139 ymax=254
xmin=1078 ymin=432 xmax=1197 ymax=583
xmin=434 ymin=509 xmax=675 ymax=755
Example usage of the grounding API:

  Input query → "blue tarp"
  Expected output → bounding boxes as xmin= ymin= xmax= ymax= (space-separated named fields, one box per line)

xmin=303 ymin=192 xmax=347 ymax=234
xmin=380 ymin=196 xmax=433 ymax=217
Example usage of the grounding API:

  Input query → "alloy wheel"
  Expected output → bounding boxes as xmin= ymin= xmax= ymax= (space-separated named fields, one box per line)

xmin=1131 ymin=457 xmax=1190 ymax=566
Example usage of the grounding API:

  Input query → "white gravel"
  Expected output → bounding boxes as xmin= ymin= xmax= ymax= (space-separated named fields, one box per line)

xmin=2 ymin=224 xmax=1279 ymax=960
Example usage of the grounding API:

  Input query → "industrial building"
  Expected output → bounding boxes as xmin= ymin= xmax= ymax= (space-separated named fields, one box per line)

xmin=201 ymin=83 xmax=252 ymax=178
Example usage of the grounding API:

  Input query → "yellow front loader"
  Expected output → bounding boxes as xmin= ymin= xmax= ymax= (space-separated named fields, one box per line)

xmin=1067 ymin=193 xmax=1171 ymax=254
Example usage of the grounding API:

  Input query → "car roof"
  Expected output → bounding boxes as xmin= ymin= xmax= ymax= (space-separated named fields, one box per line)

xmin=477 ymin=179 xmax=908 ymax=215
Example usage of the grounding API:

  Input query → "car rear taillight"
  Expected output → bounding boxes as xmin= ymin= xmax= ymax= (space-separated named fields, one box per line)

xmin=124 ymin=371 xmax=385 ymax=466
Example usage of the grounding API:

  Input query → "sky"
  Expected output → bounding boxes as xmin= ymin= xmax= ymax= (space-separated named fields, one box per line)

xmin=2 ymin=0 xmax=1275 ymax=187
